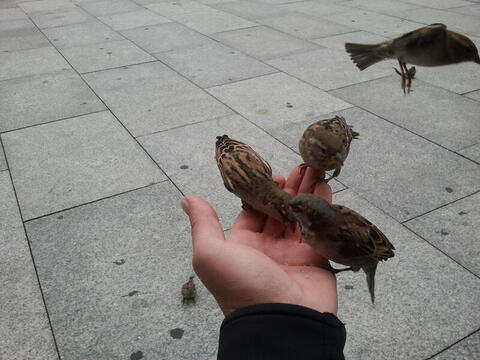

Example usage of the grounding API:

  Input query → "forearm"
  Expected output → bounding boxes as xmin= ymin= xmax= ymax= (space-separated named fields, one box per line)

xmin=218 ymin=303 xmax=346 ymax=360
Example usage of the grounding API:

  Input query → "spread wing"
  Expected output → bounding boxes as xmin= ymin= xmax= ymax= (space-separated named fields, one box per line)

xmin=394 ymin=23 xmax=447 ymax=51
xmin=333 ymin=205 xmax=395 ymax=261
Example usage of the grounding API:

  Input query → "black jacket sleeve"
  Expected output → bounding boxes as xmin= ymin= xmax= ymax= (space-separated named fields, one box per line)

xmin=217 ymin=303 xmax=346 ymax=360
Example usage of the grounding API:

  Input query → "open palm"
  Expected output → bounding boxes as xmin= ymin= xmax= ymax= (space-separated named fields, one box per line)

xmin=182 ymin=166 xmax=337 ymax=315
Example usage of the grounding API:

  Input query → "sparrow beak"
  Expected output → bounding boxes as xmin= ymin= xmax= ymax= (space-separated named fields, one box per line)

xmin=474 ymin=58 xmax=480 ymax=64
xmin=335 ymin=153 xmax=344 ymax=165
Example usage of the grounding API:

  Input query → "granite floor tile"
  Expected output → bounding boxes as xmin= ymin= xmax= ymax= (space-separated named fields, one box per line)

xmin=207 ymin=72 xmax=351 ymax=130
xmin=154 ymin=42 xmax=277 ymax=88
xmin=25 ymin=181 xmax=222 ymax=359
xmin=331 ymin=76 xmax=480 ymax=151
xmin=0 ymin=0 xmax=16 ymax=8
xmin=212 ymin=26 xmax=319 ymax=60
xmin=258 ymin=13 xmax=355 ymax=40
xmin=431 ymin=331 xmax=480 ymax=360
xmin=29 ymin=7 xmax=95 ymax=29
xmin=400 ymin=0 xmax=474 ymax=10
xmin=0 ymin=28 xmax=50 ymax=53
xmin=343 ymin=0 xmax=420 ymax=15
xmin=327 ymin=9 xmax=425 ymax=37
xmin=396 ymin=8 xmax=480 ymax=36
xmin=121 ymin=22 xmax=211 ymax=53
xmin=211 ymin=0 xmax=289 ymax=20
xmin=0 ymin=18 xmax=36 ymax=33
xmin=405 ymin=192 xmax=480 ymax=275
xmin=139 ymin=114 xmax=301 ymax=227
xmin=0 ymin=70 xmax=105 ymax=132
xmin=0 ymin=171 xmax=58 ymax=360
xmin=19 ymin=0 xmax=75 ymax=13
xmin=79 ymin=0 xmax=142 ymax=16
xmin=170 ymin=9 xmax=257 ymax=34
xmin=333 ymin=189 xmax=480 ymax=360
xmin=0 ymin=46 xmax=70 ymax=81
xmin=271 ymin=107 xmax=480 ymax=222
xmin=267 ymin=47 xmax=394 ymax=91
xmin=0 ymin=8 xmax=28 ymax=21
xmin=59 ymin=39 xmax=155 ymax=73
xmin=459 ymin=143 xmax=480 ymax=163
xmin=312 ymin=30 xmax=388 ymax=51
xmin=43 ymin=21 xmax=123 ymax=49
xmin=98 ymin=9 xmax=171 ymax=31
xmin=145 ymin=0 xmax=211 ymax=17
xmin=451 ymin=4 xmax=480 ymax=16
xmin=0 ymin=145 xmax=6 ymax=171
xmin=2 ymin=111 xmax=165 ymax=219
xmin=83 ymin=62 xmax=232 ymax=137
xmin=278 ymin=1 xmax=351 ymax=18
xmin=464 ymin=89 xmax=480 ymax=101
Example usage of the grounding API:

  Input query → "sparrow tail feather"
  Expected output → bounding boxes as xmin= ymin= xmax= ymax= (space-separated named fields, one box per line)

xmin=345 ymin=43 xmax=385 ymax=71
xmin=363 ymin=263 xmax=378 ymax=304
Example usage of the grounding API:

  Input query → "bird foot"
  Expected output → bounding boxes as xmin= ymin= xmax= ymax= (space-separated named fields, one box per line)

xmin=298 ymin=163 xmax=308 ymax=177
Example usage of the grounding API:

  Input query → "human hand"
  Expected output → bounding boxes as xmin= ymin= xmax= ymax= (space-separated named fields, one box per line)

xmin=181 ymin=166 xmax=337 ymax=316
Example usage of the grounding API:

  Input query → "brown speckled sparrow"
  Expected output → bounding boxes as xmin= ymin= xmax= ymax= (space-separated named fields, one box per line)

xmin=346 ymin=23 xmax=480 ymax=93
xmin=299 ymin=116 xmax=358 ymax=183
xmin=181 ymin=276 xmax=196 ymax=304
xmin=289 ymin=194 xmax=395 ymax=303
xmin=216 ymin=135 xmax=295 ymax=229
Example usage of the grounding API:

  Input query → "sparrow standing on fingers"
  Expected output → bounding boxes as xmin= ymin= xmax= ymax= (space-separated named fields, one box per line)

xmin=289 ymin=194 xmax=395 ymax=303
xmin=299 ymin=116 xmax=358 ymax=183
xmin=181 ymin=276 xmax=196 ymax=304
xmin=345 ymin=23 xmax=480 ymax=93
xmin=216 ymin=135 xmax=296 ymax=229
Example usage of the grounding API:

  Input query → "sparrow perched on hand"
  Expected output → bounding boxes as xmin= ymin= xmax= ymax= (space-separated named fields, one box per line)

xmin=289 ymin=194 xmax=395 ymax=303
xmin=299 ymin=116 xmax=358 ymax=183
xmin=345 ymin=23 xmax=480 ymax=93
xmin=216 ymin=135 xmax=295 ymax=229
xmin=181 ymin=276 xmax=196 ymax=304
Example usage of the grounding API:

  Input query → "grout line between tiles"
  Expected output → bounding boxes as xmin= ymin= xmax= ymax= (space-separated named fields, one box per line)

xmin=424 ymin=327 xmax=480 ymax=360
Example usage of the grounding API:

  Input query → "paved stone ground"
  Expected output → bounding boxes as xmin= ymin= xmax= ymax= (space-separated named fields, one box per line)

xmin=1 ymin=0 xmax=479 ymax=359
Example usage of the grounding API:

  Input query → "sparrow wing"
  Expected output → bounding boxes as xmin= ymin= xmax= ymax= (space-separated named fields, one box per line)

xmin=333 ymin=205 xmax=395 ymax=261
xmin=394 ymin=23 xmax=447 ymax=51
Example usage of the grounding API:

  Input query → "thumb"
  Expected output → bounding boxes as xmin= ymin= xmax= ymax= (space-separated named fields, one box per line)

xmin=181 ymin=195 xmax=225 ymax=263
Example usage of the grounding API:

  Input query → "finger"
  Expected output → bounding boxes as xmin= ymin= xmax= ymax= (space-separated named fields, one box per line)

xmin=314 ymin=182 xmax=333 ymax=204
xmin=231 ymin=208 xmax=266 ymax=233
xmin=181 ymin=195 xmax=225 ymax=261
xmin=284 ymin=165 xmax=304 ymax=195
xmin=272 ymin=174 xmax=286 ymax=189
xmin=262 ymin=217 xmax=286 ymax=237
xmin=298 ymin=167 xmax=325 ymax=194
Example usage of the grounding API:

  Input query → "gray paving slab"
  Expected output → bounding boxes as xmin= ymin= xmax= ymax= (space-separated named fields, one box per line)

xmin=98 ymin=9 xmax=171 ymax=31
xmin=331 ymin=76 xmax=480 ymax=151
xmin=0 ymin=18 xmax=36 ymax=33
xmin=58 ymin=39 xmax=155 ymax=73
xmin=145 ymin=0 xmax=212 ymax=17
xmin=79 ymin=0 xmax=142 ymax=16
xmin=451 ymin=4 xmax=480 ymax=16
xmin=396 ymin=8 xmax=480 ymax=37
xmin=207 ymin=72 xmax=351 ymax=130
xmin=0 ymin=70 xmax=105 ymax=132
xmin=0 ymin=46 xmax=70 ymax=81
xmin=43 ymin=21 xmax=123 ymax=49
xmin=29 ymin=7 xmax=95 ymax=29
xmin=25 ymin=181 xmax=223 ymax=360
xmin=2 ymin=111 xmax=165 ymax=220
xmin=405 ymin=192 xmax=480 ymax=276
xmin=459 ymin=143 xmax=480 ymax=163
xmin=121 ymin=22 xmax=212 ymax=54
xmin=154 ymin=42 xmax=277 ymax=88
xmin=212 ymin=0 xmax=290 ymax=20
xmin=19 ymin=0 xmax=75 ymax=13
xmin=270 ymin=106 xmax=480 ymax=222
xmin=170 ymin=9 xmax=257 ymax=34
xmin=267 ymin=47 xmax=394 ymax=91
xmin=0 ymin=27 xmax=50 ymax=53
xmin=278 ymin=0 xmax=352 ymax=17
xmin=312 ymin=30 xmax=388 ymax=51
xmin=431 ymin=331 xmax=480 ymax=360
xmin=83 ymin=62 xmax=232 ymax=137
xmin=0 ymin=171 xmax=58 ymax=360
xmin=0 ymin=0 xmax=17 ymax=9
xmin=333 ymin=189 xmax=480 ymax=360
xmin=400 ymin=0 xmax=474 ymax=9
xmin=342 ymin=0 xmax=420 ymax=15
xmin=258 ymin=13 xmax=355 ymax=40
xmin=0 ymin=7 xmax=28 ymax=21
xmin=464 ymin=89 xmax=480 ymax=101
xmin=0 ymin=145 xmax=6 ymax=171
xmin=327 ymin=9 xmax=425 ymax=37
xmin=212 ymin=26 xmax=319 ymax=61
xmin=139 ymin=114 xmax=302 ymax=228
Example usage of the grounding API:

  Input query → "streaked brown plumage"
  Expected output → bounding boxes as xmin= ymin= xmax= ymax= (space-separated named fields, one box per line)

xmin=289 ymin=194 xmax=395 ymax=303
xmin=181 ymin=276 xmax=196 ymax=304
xmin=299 ymin=116 xmax=358 ymax=183
xmin=345 ymin=23 xmax=480 ymax=93
xmin=215 ymin=135 xmax=295 ymax=228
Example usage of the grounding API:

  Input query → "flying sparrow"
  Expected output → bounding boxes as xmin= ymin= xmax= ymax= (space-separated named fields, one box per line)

xmin=345 ymin=23 xmax=480 ymax=93
xmin=298 ymin=116 xmax=358 ymax=183
xmin=289 ymin=194 xmax=395 ymax=303
xmin=215 ymin=135 xmax=296 ymax=229
xmin=181 ymin=276 xmax=196 ymax=304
